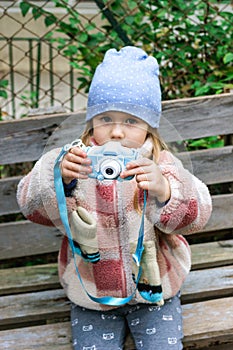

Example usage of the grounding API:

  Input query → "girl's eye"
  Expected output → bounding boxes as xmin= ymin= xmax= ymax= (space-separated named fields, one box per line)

xmin=101 ymin=116 xmax=112 ymax=123
xmin=125 ymin=118 xmax=138 ymax=125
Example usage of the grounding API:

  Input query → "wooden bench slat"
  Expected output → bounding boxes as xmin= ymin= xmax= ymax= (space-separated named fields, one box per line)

xmin=0 ymin=112 xmax=86 ymax=165
xmin=0 ymin=289 xmax=69 ymax=328
xmin=1 ymin=195 xmax=233 ymax=261
xmin=0 ymin=176 xmax=21 ymax=215
xmin=178 ymin=145 xmax=233 ymax=185
xmin=1 ymin=296 xmax=233 ymax=350
xmin=0 ymin=322 xmax=72 ymax=350
xmin=0 ymin=94 xmax=232 ymax=165
xmin=191 ymin=240 xmax=233 ymax=269
xmin=1 ymin=264 xmax=233 ymax=327
xmin=161 ymin=93 xmax=233 ymax=142
xmin=0 ymin=263 xmax=59 ymax=296
xmin=1 ymin=220 xmax=232 ymax=269
xmin=203 ymin=194 xmax=233 ymax=232
xmin=183 ymin=296 xmax=233 ymax=348
xmin=181 ymin=265 xmax=233 ymax=303
xmin=0 ymin=221 xmax=62 ymax=260
xmin=188 ymin=346 xmax=233 ymax=350
xmin=1 ymin=145 xmax=233 ymax=216
xmin=1 ymin=263 xmax=233 ymax=303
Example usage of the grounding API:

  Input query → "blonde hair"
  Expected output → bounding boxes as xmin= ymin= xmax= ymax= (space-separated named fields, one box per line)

xmin=147 ymin=126 xmax=169 ymax=161
xmin=81 ymin=120 xmax=169 ymax=213
xmin=81 ymin=121 xmax=93 ymax=146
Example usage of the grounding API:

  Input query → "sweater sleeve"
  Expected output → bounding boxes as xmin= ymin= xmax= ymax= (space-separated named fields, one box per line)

xmin=148 ymin=150 xmax=212 ymax=235
xmin=16 ymin=148 xmax=77 ymax=227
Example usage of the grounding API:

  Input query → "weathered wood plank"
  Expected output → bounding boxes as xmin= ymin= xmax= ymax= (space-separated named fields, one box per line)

xmin=203 ymin=194 xmax=233 ymax=232
xmin=1 ymin=263 xmax=233 ymax=326
xmin=1 ymin=194 xmax=233 ymax=253
xmin=2 ymin=186 xmax=233 ymax=224
xmin=0 ymin=289 xmax=69 ymax=328
xmin=0 ymin=112 xmax=86 ymax=165
xmin=1 ymin=262 xmax=232 ymax=304
xmin=0 ymin=264 xmax=59 ymax=296
xmin=183 ymin=297 xmax=233 ymax=349
xmin=191 ymin=240 xmax=233 ymax=269
xmin=181 ymin=265 xmax=233 ymax=303
xmin=0 ymin=322 xmax=72 ymax=350
xmin=161 ymin=93 xmax=233 ymax=141
xmin=0 ymin=221 xmax=63 ymax=260
xmin=178 ymin=145 xmax=233 ymax=185
xmin=190 ymin=345 xmax=233 ymax=350
xmin=0 ymin=176 xmax=21 ymax=215
xmin=0 ymin=94 xmax=232 ymax=165
xmin=0 ymin=296 xmax=233 ymax=350
xmin=0 ymin=221 xmax=233 ymax=268
xmin=1 ymin=145 xmax=233 ymax=216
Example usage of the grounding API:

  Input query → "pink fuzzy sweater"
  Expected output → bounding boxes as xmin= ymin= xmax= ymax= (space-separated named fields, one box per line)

xmin=17 ymin=145 xmax=212 ymax=310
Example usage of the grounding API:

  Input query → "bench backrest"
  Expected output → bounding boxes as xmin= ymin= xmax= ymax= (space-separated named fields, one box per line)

xmin=0 ymin=93 xmax=233 ymax=264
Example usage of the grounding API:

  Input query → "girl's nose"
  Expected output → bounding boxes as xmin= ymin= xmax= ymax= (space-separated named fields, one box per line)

xmin=110 ymin=123 xmax=124 ymax=139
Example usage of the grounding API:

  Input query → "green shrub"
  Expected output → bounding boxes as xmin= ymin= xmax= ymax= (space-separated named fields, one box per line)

xmin=19 ymin=0 xmax=233 ymax=99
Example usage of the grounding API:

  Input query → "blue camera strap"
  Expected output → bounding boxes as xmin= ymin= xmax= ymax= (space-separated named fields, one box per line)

xmin=54 ymin=143 xmax=146 ymax=306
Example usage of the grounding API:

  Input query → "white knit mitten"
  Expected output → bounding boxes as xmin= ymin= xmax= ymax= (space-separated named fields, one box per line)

xmin=69 ymin=207 xmax=100 ymax=263
xmin=131 ymin=240 xmax=164 ymax=305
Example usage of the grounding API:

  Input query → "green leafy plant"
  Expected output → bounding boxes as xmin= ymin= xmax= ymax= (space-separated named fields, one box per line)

xmin=185 ymin=136 xmax=224 ymax=151
xmin=0 ymin=79 xmax=8 ymax=99
xmin=19 ymin=0 xmax=122 ymax=92
xmin=0 ymin=79 xmax=9 ymax=120
xmin=19 ymin=0 xmax=233 ymax=99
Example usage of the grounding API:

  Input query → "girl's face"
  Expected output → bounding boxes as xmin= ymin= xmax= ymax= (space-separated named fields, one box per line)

xmin=92 ymin=111 xmax=148 ymax=148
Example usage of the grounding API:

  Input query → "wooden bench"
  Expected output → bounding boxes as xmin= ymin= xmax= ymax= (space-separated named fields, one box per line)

xmin=0 ymin=93 xmax=233 ymax=349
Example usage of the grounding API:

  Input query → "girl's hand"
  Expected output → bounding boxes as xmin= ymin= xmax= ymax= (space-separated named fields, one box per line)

xmin=60 ymin=147 xmax=92 ymax=184
xmin=121 ymin=158 xmax=171 ymax=203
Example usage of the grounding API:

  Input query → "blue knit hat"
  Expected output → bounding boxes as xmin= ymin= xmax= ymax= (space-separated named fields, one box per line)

xmin=86 ymin=46 xmax=162 ymax=128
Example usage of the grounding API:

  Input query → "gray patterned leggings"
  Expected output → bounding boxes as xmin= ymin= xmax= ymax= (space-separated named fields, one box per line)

xmin=71 ymin=292 xmax=183 ymax=350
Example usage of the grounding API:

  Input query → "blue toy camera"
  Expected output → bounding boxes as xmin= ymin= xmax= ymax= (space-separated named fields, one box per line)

xmin=85 ymin=141 xmax=139 ymax=181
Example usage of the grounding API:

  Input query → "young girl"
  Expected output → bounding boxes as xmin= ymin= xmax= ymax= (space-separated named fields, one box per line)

xmin=17 ymin=46 xmax=212 ymax=350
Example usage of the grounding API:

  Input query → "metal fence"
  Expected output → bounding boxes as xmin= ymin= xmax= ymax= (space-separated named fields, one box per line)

xmin=0 ymin=37 xmax=77 ymax=117
xmin=0 ymin=0 xmax=232 ymax=119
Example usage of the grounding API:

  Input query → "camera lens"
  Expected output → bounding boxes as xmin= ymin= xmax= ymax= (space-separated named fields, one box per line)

xmin=100 ymin=159 xmax=122 ymax=179
xmin=105 ymin=168 xmax=114 ymax=176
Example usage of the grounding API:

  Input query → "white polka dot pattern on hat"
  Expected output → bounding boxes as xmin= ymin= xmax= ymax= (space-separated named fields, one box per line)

xmin=86 ymin=46 xmax=162 ymax=128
